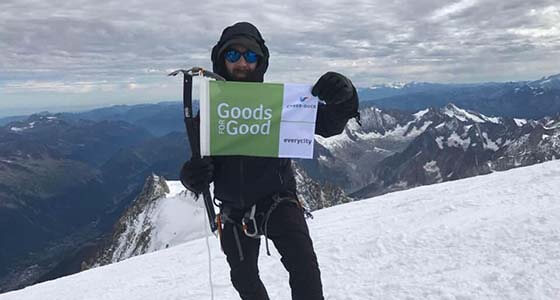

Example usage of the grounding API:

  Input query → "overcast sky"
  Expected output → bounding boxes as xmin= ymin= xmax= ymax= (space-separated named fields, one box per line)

xmin=1 ymin=0 xmax=559 ymax=116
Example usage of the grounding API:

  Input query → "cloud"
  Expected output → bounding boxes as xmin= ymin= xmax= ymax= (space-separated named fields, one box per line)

xmin=1 ymin=0 xmax=559 ymax=112
xmin=430 ymin=0 xmax=480 ymax=21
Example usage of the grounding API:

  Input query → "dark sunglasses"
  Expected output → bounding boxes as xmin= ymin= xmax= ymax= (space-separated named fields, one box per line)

xmin=225 ymin=49 xmax=259 ymax=64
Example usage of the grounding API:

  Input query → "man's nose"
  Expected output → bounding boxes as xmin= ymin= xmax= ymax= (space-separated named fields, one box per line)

xmin=236 ymin=56 xmax=249 ymax=66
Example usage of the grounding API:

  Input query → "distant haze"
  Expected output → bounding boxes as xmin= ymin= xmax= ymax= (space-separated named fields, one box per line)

xmin=1 ymin=0 xmax=559 ymax=115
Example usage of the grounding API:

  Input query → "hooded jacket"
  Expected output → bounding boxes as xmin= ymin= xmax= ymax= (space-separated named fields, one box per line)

xmin=207 ymin=22 xmax=359 ymax=210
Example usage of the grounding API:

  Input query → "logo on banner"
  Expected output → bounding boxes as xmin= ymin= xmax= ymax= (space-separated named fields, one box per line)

xmin=288 ymin=94 xmax=317 ymax=109
xmin=216 ymin=103 xmax=273 ymax=136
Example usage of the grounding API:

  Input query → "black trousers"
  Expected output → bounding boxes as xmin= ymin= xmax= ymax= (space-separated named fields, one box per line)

xmin=220 ymin=200 xmax=324 ymax=300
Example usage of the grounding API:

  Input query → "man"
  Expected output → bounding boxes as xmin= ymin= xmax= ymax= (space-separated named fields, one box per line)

xmin=180 ymin=22 xmax=359 ymax=300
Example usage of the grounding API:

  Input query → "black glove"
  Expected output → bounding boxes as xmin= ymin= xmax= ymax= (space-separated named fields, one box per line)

xmin=179 ymin=157 xmax=214 ymax=194
xmin=312 ymin=72 xmax=355 ymax=105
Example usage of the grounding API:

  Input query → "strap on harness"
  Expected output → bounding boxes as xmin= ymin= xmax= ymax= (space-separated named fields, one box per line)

xmin=216 ymin=193 xmax=312 ymax=261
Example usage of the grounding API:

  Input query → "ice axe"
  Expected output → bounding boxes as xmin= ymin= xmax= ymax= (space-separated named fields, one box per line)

xmin=169 ymin=67 xmax=224 ymax=233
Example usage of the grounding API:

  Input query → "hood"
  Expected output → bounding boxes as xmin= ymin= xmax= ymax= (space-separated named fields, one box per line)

xmin=211 ymin=22 xmax=270 ymax=82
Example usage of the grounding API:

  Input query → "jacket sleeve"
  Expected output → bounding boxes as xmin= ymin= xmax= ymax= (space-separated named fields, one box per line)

xmin=314 ymin=87 xmax=360 ymax=137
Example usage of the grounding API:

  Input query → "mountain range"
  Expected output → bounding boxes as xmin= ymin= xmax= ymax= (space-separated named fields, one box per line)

xmin=1 ymin=73 xmax=560 ymax=292
xmin=2 ymin=160 xmax=558 ymax=299
xmin=0 ymin=114 xmax=189 ymax=291
xmin=359 ymin=73 xmax=560 ymax=119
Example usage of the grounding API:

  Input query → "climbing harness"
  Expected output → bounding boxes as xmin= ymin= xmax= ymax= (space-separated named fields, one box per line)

xmin=216 ymin=193 xmax=312 ymax=261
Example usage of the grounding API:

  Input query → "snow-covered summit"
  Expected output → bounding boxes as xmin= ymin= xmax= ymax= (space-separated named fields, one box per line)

xmin=531 ymin=73 xmax=560 ymax=90
xmin=441 ymin=103 xmax=500 ymax=124
xmin=368 ymin=81 xmax=432 ymax=90
xmin=2 ymin=160 xmax=559 ymax=299
xmin=313 ymin=103 xmax=559 ymax=196
xmin=8 ymin=115 xmax=60 ymax=132
xmin=85 ymin=175 xmax=209 ymax=268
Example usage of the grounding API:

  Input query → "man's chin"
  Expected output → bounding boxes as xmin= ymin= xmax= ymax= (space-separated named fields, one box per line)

xmin=231 ymin=71 xmax=252 ymax=81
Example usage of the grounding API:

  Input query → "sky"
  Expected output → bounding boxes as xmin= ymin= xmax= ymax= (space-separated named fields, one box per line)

xmin=1 ymin=0 xmax=559 ymax=116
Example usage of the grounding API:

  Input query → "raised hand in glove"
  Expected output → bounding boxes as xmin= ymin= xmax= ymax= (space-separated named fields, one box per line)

xmin=312 ymin=71 xmax=355 ymax=105
xmin=179 ymin=157 xmax=214 ymax=194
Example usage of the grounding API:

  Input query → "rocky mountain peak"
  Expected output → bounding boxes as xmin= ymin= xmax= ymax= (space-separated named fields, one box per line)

xmin=441 ymin=103 xmax=500 ymax=124
xmin=352 ymin=104 xmax=560 ymax=198
xmin=531 ymin=73 xmax=560 ymax=90
xmin=5 ymin=114 xmax=68 ymax=133
xmin=84 ymin=174 xmax=171 ymax=268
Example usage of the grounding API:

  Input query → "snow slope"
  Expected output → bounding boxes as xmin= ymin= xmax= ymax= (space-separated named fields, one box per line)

xmin=2 ymin=161 xmax=560 ymax=299
xmin=100 ymin=180 xmax=210 ymax=264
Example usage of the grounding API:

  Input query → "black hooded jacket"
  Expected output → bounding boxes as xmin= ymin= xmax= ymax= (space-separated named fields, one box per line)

xmin=207 ymin=22 xmax=359 ymax=210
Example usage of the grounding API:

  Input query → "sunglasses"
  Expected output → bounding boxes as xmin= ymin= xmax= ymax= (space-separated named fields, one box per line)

xmin=224 ymin=49 xmax=259 ymax=64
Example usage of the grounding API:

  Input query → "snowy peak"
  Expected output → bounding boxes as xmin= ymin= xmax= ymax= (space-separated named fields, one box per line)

xmin=312 ymin=104 xmax=420 ymax=193
xmin=368 ymin=81 xmax=432 ymax=90
xmin=7 ymin=114 xmax=66 ymax=133
xmin=543 ymin=117 xmax=560 ymax=130
xmin=441 ymin=103 xmax=500 ymax=124
xmin=353 ymin=105 xmax=560 ymax=198
xmin=354 ymin=106 xmax=407 ymax=135
xmin=368 ymin=82 xmax=407 ymax=89
xmin=531 ymin=73 xmax=560 ymax=90
xmin=407 ymin=104 xmax=501 ymax=131
xmin=313 ymin=101 xmax=560 ymax=199
xmin=292 ymin=163 xmax=351 ymax=211
xmin=84 ymin=175 xmax=208 ymax=268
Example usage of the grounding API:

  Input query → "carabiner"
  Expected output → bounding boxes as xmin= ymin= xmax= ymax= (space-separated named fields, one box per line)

xmin=242 ymin=205 xmax=259 ymax=238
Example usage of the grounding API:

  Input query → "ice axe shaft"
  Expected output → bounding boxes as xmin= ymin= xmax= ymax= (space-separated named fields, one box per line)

xmin=169 ymin=67 xmax=224 ymax=233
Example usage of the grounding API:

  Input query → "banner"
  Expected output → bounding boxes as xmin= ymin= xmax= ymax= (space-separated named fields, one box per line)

xmin=198 ymin=79 xmax=318 ymax=159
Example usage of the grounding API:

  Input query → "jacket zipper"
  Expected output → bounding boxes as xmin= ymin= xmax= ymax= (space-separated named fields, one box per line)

xmin=239 ymin=159 xmax=244 ymax=208
xmin=278 ymin=168 xmax=284 ymax=185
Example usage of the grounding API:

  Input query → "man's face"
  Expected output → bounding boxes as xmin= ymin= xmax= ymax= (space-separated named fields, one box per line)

xmin=224 ymin=45 xmax=258 ymax=81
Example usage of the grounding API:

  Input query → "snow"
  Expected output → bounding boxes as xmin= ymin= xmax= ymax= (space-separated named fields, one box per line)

xmin=100 ymin=180 xmax=211 ymax=264
xmin=447 ymin=132 xmax=471 ymax=151
xmin=316 ymin=116 xmax=427 ymax=149
xmin=423 ymin=160 xmax=442 ymax=181
xmin=486 ymin=116 xmax=501 ymax=123
xmin=314 ymin=129 xmax=354 ymax=149
xmin=147 ymin=187 xmax=209 ymax=251
xmin=413 ymin=108 xmax=429 ymax=118
xmin=166 ymin=181 xmax=188 ymax=198
xmin=9 ymin=121 xmax=36 ymax=132
xmin=443 ymin=105 xmax=482 ymax=122
xmin=482 ymin=132 xmax=500 ymax=151
xmin=388 ymin=82 xmax=406 ymax=89
xmin=443 ymin=104 xmax=499 ymax=124
xmin=514 ymin=118 xmax=528 ymax=127
xmin=405 ymin=121 xmax=432 ymax=137
xmin=435 ymin=136 xmax=445 ymax=149
xmin=317 ymin=108 xmax=437 ymax=151
xmin=2 ymin=161 xmax=560 ymax=299
xmin=544 ymin=122 xmax=560 ymax=130
xmin=352 ymin=129 xmax=384 ymax=140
